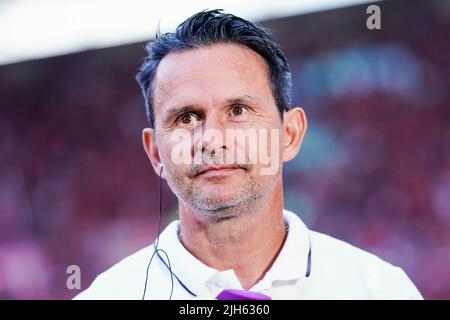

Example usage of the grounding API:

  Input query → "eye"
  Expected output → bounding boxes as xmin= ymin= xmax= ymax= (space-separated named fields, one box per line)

xmin=178 ymin=113 xmax=198 ymax=125
xmin=231 ymin=105 xmax=247 ymax=117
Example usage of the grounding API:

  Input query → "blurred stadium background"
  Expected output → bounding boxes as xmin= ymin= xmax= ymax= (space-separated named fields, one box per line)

xmin=0 ymin=0 xmax=449 ymax=299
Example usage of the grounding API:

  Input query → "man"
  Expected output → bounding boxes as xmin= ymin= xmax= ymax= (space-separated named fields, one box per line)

xmin=75 ymin=10 xmax=422 ymax=300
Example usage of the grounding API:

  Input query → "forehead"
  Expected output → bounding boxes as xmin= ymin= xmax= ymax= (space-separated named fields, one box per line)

xmin=152 ymin=43 xmax=272 ymax=109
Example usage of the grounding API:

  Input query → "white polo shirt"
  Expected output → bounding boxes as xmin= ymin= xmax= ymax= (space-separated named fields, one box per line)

xmin=74 ymin=209 xmax=423 ymax=300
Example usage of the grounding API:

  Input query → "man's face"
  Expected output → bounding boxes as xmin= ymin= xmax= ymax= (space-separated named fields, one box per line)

xmin=146 ymin=44 xmax=287 ymax=216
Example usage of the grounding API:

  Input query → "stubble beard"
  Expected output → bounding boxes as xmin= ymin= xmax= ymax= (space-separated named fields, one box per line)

xmin=164 ymin=165 xmax=276 ymax=222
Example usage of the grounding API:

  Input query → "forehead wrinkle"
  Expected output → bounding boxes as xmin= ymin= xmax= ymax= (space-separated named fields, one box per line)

xmin=153 ymin=65 xmax=211 ymax=109
xmin=156 ymin=44 xmax=270 ymax=89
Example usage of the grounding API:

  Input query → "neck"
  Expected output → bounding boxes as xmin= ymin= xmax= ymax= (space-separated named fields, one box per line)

xmin=178 ymin=178 xmax=286 ymax=290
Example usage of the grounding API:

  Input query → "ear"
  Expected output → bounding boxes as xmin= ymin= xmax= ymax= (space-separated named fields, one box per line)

xmin=282 ymin=107 xmax=307 ymax=162
xmin=142 ymin=128 xmax=165 ymax=178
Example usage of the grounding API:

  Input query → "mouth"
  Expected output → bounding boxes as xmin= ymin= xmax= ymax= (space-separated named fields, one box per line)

xmin=197 ymin=165 xmax=245 ymax=177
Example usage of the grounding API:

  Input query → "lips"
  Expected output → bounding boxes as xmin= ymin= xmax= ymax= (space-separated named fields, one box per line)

xmin=197 ymin=165 xmax=244 ymax=176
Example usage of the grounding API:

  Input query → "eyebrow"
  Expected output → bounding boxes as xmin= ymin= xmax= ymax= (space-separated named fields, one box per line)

xmin=163 ymin=105 xmax=200 ymax=124
xmin=226 ymin=95 xmax=258 ymax=105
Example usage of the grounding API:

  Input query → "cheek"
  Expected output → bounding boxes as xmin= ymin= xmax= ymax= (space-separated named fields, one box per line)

xmin=160 ymin=130 xmax=194 ymax=167
xmin=162 ymin=161 xmax=190 ymax=189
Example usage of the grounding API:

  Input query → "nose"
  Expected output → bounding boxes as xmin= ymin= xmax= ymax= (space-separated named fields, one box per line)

xmin=196 ymin=113 xmax=227 ymax=156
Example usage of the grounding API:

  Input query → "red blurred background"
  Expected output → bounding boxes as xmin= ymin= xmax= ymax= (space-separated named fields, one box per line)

xmin=0 ymin=0 xmax=449 ymax=299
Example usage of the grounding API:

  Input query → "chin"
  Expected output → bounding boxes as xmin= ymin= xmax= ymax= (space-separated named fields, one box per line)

xmin=193 ymin=195 xmax=243 ymax=211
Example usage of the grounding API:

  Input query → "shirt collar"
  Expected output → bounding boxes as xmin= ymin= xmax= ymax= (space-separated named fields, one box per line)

xmin=155 ymin=220 xmax=218 ymax=295
xmin=259 ymin=209 xmax=311 ymax=284
xmin=155 ymin=208 xmax=311 ymax=295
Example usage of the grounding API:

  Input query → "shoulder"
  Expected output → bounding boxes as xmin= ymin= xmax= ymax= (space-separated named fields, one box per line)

xmin=307 ymin=230 xmax=423 ymax=299
xmin=310 ymin=230 xmax=389 ymax=268
xmin=73 ymin=245 xmax=155 ymax=300
xmin=73 ymin=221 xmax=181 ymax=300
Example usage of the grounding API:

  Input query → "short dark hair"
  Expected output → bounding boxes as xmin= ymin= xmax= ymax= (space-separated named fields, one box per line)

xmin=136 ymin=9 xmax=292 ymax=127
